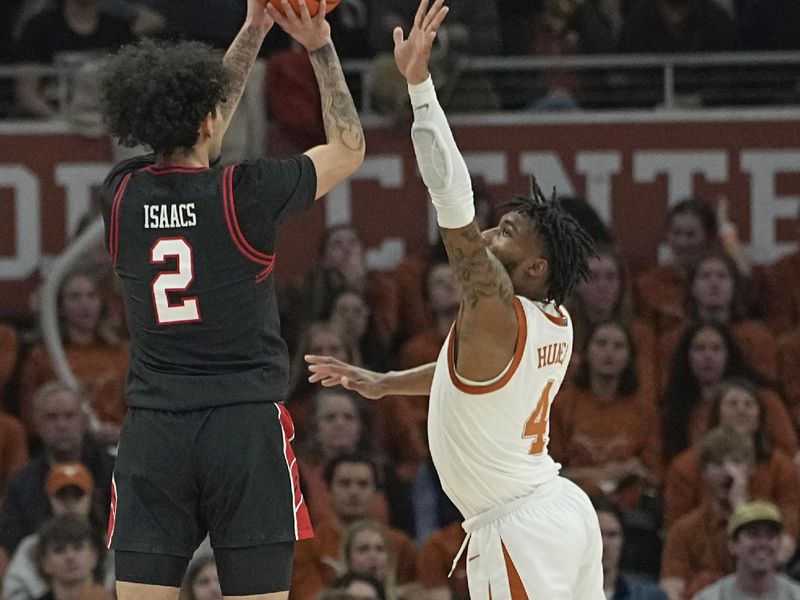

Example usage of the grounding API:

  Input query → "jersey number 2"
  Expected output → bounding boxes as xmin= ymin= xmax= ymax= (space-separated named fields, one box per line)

xmin=150 ymin=237 xmax=201 ymax=325
xmin=523 ymin=379 xmax=555 ymax=455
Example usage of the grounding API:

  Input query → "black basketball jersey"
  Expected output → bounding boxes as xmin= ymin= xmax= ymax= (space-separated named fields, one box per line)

xmin=101 ymin=154 xmax=317 ymax=411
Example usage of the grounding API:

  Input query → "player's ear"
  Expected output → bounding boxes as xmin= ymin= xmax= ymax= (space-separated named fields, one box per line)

xmin=198 ymin=112 xmax=215 ymax=139
xmin=526 ymin=257 xmax=548 ymax=279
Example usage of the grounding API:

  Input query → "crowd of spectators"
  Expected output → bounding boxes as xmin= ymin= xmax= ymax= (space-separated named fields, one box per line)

xmin=2 ymin=0 xmax=800 ymax=121
xmin=0 ymin=186 xmax=799 ymax=600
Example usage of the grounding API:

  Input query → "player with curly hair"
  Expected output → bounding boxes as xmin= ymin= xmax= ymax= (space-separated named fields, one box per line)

xmin=98 ymin=1 xmax=364 ymax=599
xmin=307 ymin=1 xmax=604 ymax=598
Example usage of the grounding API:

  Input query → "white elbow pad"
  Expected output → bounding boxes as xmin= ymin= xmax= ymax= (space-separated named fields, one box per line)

xmin=408 ymin=77 xmax=475 ymax=229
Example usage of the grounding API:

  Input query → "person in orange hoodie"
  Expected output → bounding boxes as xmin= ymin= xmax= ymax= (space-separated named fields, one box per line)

xmin=290 ymin=454 xmax=416 ymax=600
xmin=18 ymin=267 xmax=128 ymax=445
xmin=658 ymin=252 xmax=775 ymax=384
xmin=777 ymin=328 xmax=800 ymax=422
xmin=0 ymin=323 xmax=19 ymax=402
xmin=755 ymin=205 xmax=800 ymax=336
xmin=664 ymin=378 xmax=799 ymax=563
xmin=0 ymin=411 xmax=28 ymax=501
xmin=661 ymin=321 xmax=796 ymax=465
xmin=549 ymin=320 xmax=661 ymax=494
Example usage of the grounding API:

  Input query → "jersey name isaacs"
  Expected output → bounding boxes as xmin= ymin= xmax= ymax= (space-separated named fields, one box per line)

xmin=144 ymin=203 xmax=197 ymax=229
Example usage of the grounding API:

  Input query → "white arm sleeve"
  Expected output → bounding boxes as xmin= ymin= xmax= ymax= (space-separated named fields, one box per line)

xmin=408 ymin=77 xmax=475 ymax=229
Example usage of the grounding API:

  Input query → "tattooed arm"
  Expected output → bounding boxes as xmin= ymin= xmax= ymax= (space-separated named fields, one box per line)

xmin=267 ymin=0 xmax=365 ymax=199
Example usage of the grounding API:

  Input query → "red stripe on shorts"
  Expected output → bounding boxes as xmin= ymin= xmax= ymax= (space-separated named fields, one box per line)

xmin=106 ymin=475 xmax=118 ymax=549
xmin=277 ymin=404 xmax=313 ymax=539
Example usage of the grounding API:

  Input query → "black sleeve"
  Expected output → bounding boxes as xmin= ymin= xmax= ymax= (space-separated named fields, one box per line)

xmin=231 ymin=155 xmax=317 ymax=252
xmin=100 ymin=154 xmax=155 ymax=250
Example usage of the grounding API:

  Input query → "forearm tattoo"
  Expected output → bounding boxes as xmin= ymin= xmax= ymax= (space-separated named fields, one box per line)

xmin=221 ymin=27 xmax=262 ymax=122
xmin=442 ymin=224 xmax=515 ymax=309
xmin=309 ymin=43 xmax=365 ymax=152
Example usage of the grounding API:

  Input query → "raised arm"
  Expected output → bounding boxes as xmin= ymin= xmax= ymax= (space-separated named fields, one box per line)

xmin=397 ymin=0 xmax=518 ymax=381
xmin=305 ymin=355 xmax=436 ymax=398
xmin=267 ymin=0 xmax=366 ymax=199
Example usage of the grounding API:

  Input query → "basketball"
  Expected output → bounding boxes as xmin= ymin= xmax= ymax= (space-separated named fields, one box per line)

xmin=270 ymin=0 xmax=341 ymax=17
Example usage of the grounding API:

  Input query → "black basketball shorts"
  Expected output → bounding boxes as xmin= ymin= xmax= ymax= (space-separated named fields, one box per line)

xmin=107 ymin=402 xmax=313 ymax=557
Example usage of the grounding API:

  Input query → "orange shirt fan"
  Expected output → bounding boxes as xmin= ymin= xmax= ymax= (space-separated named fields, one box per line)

xmin=269 ymin=0 xmax=340 ymax=17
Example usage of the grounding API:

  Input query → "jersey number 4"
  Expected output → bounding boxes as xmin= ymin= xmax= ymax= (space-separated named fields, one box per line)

xmin=523 ymin=379 xmax=554 ymax=455
xmin=150 ymin=237 xmax=201 ymax=325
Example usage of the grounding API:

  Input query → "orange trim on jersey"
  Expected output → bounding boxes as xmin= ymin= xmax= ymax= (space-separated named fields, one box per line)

xmin=537 ymin=304 xmax=568 ymax=327
xmin=502 ymin=540 xmax=530 ymax=600
xmin=447 ymin=297 xmax=527 ymax=395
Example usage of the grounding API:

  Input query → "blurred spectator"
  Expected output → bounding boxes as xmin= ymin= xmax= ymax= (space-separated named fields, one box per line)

xmin=341 ymin=520 xmax=400 ymax=599
xmin=283 ymin=224 xmax=399 ymax=353
xmin=558 ymin=197 xmax=615 ymax=245
xmin=288 ymin=321 xmax=355 ymax=439
xmin=756 ymin=206 xmax=800 ymax=336
xmin=0 ymin=323 xmax=20 ymax=400
xmin=297 ymin=389 xmax=399 ymax=528
xmin=660 ymin=427 xmax=754 ymax=600
xmin=179 ymin=554 xmax=222 ymax=600
xmin=778 ymin=330 xmax=800 ymax=418
xmin=12 ymin=0 xmax=134 ymax=119
xmin=327 ymin=289 xmax=394 ymax=372
xmin=590 ymin=495 xmax=667 ymax=600
xmin=3 ymin=463 xmax=114 ymax=600
xmin=550 ymin=320 xmax=661 ymax=494
xmin=660 ymin=321 xmax=796 ymax=463
xmin=618 ymin=0 xmax=736 ymax=53
xmin=18 ymin=266 xmax=129 ymax=445
xmin=658 ymin=251 xmax=774 ymax=383
xmin=664 ymin=378 xmax=800 ymax=550
xmin=635 ymin=198 xmax=719 ymax=333
xmin=694 ymin=502 xmax=800 ymax=600
xmin=32 ymin=515 xmax=112 ymax=600
xmin=0 ymin=412 xmax=28 ymax=500
xmin=416 ymin=520 xmax=468 ymax=600
xmin=291 ymin=454 xmax=417 ymax=600
xmin=736 ymin=0 xmax=800 ymax=50
xmin=0 ymin=382 xmax=114 ymax=573
xmin=330 ymin=572 xmax=387 ymax=600
xmin=329 ymin=0 xmax=372 ymax=59
xmin=566 ymin=244 xmax=658 ymax=389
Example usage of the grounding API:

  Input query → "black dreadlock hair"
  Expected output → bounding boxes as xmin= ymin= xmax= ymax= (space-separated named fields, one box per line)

xmin=504 ymin=176 xmax=596 ymax=306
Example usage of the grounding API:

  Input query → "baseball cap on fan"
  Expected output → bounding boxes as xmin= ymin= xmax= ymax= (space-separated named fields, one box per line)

xmin=727 ymin=501 xmax=783 ymax=537
xmin=46 ymin=463 xmax=94 ymax=496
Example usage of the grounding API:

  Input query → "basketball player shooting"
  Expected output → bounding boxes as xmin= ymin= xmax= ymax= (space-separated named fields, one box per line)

xmin=306 ymin=1 xmax=604 ymax=598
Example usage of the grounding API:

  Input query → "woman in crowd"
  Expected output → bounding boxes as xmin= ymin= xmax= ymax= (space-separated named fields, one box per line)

xmin=327 ymin=289 xmax=394 ymax=372
xmin=340 ymin=520 xmax=398 ymax=600
xmin=179 ymin=554 xmax=222 ymax=600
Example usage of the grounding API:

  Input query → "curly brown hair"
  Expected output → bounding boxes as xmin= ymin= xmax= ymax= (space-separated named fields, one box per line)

xmin=100 ymin=39 xmax=231 ymax=155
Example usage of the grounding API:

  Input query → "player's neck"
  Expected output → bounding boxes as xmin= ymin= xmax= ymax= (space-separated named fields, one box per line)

xmin=156 ymin=147 xmax=209 ymax=169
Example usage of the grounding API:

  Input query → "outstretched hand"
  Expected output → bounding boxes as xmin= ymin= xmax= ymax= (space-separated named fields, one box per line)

xmin=305 ymin=355 xmax=387 ymax=399
xmin=266 ymin=0 xmax=331 ymax=52
xmin=393 ymin=0 xmax=449 ymax=85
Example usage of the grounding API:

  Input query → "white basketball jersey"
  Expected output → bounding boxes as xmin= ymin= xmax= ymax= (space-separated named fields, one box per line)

xmin=428 ymin=296 xmax=573 ymax=519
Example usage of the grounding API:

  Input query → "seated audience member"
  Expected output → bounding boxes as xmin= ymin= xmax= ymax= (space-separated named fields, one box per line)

xmin=550 ymin=320 xmax=661 ymax=493
xmin=566 ymin=244 xmax=658 ymax=388
xmin=33 ymin=515 xmax=112 ymax=600
xmin=694 ymin=502 xmax=800 ymax=600
xmin=179 ymin=554 xmax=222 ymax=600
xmin=18 ymin=267 xmax=129 ymax=444
xmin=416 ymin=520 xmax=468 ymax=600
xmin=658 ymin=252 xmax=774 ymax=381
xmin=287 ymin=321 xmax=354 ymax=439
xmin=661 ymin=321 xmax=796 ymax=464
xmin=591 ymin=495 xmax=667 ymax=600
xmin=0 ymin=383 xmax=114 ymax=574
xmin=660 ymin=428 xmax=757 ymax=600
xmin=755 ymin=205 xmax=800 ymax=335
xmin=327 ymin=289 xmax=394 ymax=372
xmin=634 ymin=198 xmax=718 ymax=333
xmin=283 ymin=224 xmax=398 ymax=352
xmin=330 ymin=572 xmax=387 ymax=600
xmin=297 ymin=390 xmax=398 ymax=528
xmin=778 ymin=330 xmax=800 ymax=419
xmin=0 ymin=411 xmax=28 ymax=500
xmin=341 ymin=520 xmax=403 ymax=599
xmin=664 ymin=378 xmax=800 ymax=545
xmin=0 ymin=322 xmax=20 ymax=399
xmin=13 ymin=0 xmax=134 ymax=119
xmin=290 ymin=454 xmax=417 ymax=600
xmin=3 ymin=463 xmax=113 ymax=600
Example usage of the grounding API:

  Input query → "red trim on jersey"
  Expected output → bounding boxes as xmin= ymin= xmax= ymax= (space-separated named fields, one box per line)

xmin=109 ymin=172 xmax=132 ymax=267
xmin=447 ymin=297 xmax=528 ymax=395
xmin=537 ymin=304 xmax=568 ymax=327
xmin=143 ymin=165 xmax=211 ymax=174
xmin=222 ymin=165 xmax=276 ymax=282
xmin=149 ymin=236 xmax=203 ymax=326
xmin=501 ymin=540 xmax=530 ymax=600
xmin=106 ymin=475 xmax=117 ymax=549
xmin=276 ymin=403 xmax=313 ymax=540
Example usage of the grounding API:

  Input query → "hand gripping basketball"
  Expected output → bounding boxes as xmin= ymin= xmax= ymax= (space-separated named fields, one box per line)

xmin=269 ymin=0 xmax=340 ymax=17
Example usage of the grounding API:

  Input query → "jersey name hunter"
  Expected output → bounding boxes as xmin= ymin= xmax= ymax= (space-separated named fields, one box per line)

xmin=144 ymin=203 xmax=197 ymax=229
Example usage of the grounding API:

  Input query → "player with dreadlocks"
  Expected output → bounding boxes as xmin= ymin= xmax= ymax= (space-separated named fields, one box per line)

xmin=306 ymin=1 xmax=603 ymax=598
